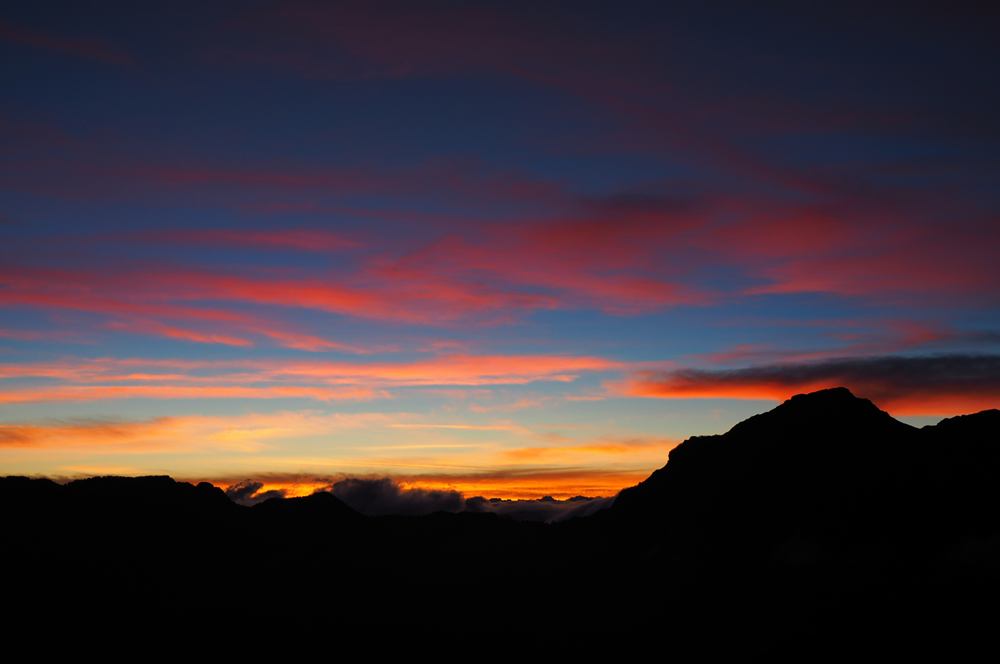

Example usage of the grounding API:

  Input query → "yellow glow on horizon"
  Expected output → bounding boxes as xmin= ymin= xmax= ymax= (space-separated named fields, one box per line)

xmin=191 ymin=468 xmax=651 ymax=502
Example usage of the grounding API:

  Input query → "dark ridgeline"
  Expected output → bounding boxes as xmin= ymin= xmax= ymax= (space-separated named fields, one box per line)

xmin=613 ymin=387 xmax=1000 ymax=560
xmin=4 ymin=388 xmax=999 ymax=654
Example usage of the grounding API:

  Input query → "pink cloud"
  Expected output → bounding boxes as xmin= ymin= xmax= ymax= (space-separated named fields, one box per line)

xmin=0 ymin=352 xmax=621 ymax=403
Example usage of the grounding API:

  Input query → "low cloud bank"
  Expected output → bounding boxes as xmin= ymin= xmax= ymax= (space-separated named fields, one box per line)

xmin=321 ymin=477 xmax=465 ymax=516
xmin=225 ymin=479 xmax=286 ymax=506
xmin=226 ymin=476 xmax=615 ymax=521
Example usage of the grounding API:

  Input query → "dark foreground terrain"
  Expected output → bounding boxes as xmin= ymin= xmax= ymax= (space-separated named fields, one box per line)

xmin=5 ymin=388 xmax=1000 ymax=654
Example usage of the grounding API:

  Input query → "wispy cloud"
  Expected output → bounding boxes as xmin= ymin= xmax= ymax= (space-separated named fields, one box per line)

xmin=0 ymin=384 xmax=382 ymax=404
xmin=0 ymin=353 xmax=620 ymax=403
xmin=0 ymin=410 xmax=418 ymax=453
xmin=191 ymin=467 xmax=651 ymax=501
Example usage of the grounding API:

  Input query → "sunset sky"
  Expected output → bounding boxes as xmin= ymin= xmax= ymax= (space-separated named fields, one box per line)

xmin=2 ymin=2 xmax=998 ymax=499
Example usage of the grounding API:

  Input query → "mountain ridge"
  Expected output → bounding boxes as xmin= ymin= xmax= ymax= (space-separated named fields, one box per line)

xmin=4 ymin=387 xmax=999 ymax=653
xmin=612 ymin=387 xmax=1000 ymax=556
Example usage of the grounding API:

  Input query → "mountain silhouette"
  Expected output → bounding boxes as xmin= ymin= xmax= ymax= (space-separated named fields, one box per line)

xmin=3 ymin=387 xmax=999 ymax=654
xmin=613 ymin=387 xmax=1000 ymax=564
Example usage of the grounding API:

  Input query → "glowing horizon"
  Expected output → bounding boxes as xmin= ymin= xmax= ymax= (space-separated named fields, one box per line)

xmin=2 ymin=3 xmax=998 ymax=499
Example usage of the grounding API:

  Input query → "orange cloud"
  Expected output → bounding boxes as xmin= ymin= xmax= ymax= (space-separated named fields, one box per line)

xmin=249 ymin=327 xmax=368 ymax=353
xmin=0 ymin=419 xmax=173 ymax=447
xmin=188 ymin=468 xmax=652 ymax=501
xmin=0 ymin=411 xmax=418 ymax=456
xmin=3 ymin=407 xmax=670 ymax=500
xmin=0 ymin=417 xmax=193 ymax=454
xmin=399 ymin=470 xmax=645 ymax=500
xmin=499 ymin=438 xmax=680 ymax=463
xmin=107 ymin=320 xmax=255 ymax=347
xmin=0 ymin=384 xmax=382 ymax=404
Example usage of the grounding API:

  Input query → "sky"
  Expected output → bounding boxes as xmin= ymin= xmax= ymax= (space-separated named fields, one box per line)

xmin=2 ymin=1 xmax=999 ymax=500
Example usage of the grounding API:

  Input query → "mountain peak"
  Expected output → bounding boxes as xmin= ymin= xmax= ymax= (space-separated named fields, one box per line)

xmin=777 ymin=386 xmax=886 ymax=418
xmin=612 ymin=387 xmax=918 ymax=519
xmin=786 ymin=385 xmax=861 ymax=405
xmin=725 ymin=386 xmax=912 ymax=440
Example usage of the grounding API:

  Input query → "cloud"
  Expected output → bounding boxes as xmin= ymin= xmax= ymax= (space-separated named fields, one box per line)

xmin=108 ymin=314 xmax=367 ymax=354
xmin=218 ymin=473 xmax=618 ymax=521
xmin=0 ymin=418 xmax=179 ymax=449
xmin=0 ymin=411 xmax=411 ymax=454
xmin=310 ymin=475 xmax=616 ymax=521
xmin=318 ymin=477 xmax=464 ymax=516
xmin=0 ymin=129 xmax=564 ymax=213
xmin=0 ymin=384 xmax=381 ymax=404
xmin=504 ymin=437 xmax=678 ymax=457
xmin=0 ymin=353 xmax=618 ymax=403
xmin=0 ymin=260 xmax=554 ymax=328
xmin=0 ymin=327 xmax=77 ymax=342
xmin=225 ymin=479 xmax=286 ymax=506
xmin=625 ymin=353 xmax=1000 ymax=415
xmin=4 ymin=142 xmax=998 ymax=335
xmin=245 ymin=327 xmax=368 ymax=354
xmin=191 ymin=465 xmax=652 ymax=505
xmin=217 ymin=2 xmax=1000 ymax=185
xmin=123 ymin=229 xmax=360 ymax=252
xmin=368 ymin=210 xmax=717 ymax=316
xmin=106 ymin=320 xmax=255 ymax=348
xmin=353 ymin=468 xmax=651 ymax=502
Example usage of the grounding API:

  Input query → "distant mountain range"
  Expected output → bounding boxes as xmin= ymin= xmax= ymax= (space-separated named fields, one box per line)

xmin=4 ymin=387 xmax=998 ymax=654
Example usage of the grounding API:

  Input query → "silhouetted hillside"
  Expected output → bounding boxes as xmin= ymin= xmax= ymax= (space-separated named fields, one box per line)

xmin=4 ymin=387 xmax=999 ymax=654
xmin=612 ymin=387 xmax=1000 ymax=568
